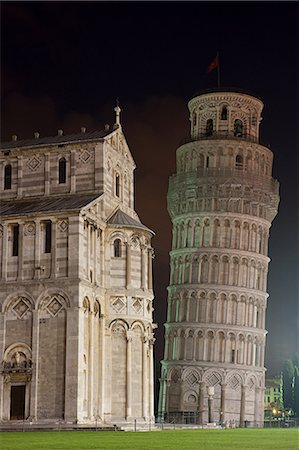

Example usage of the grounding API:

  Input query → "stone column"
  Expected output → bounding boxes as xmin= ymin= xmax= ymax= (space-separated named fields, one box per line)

xmin=70 ymin=150 xmax=76 ymax=193
xmin=142 ymin=337 xmax=149 ymax=419
xmin=207 ymin=386 xmax=214 ymax=423
xmin=34 ymin=220 xmax=41 ymax=279
xmin=93 ymin=226 xmax=97 ymax=284
xmin=1 ymin=224 xmax=8 ymax=281
xmin=220 ymin=383 xmax=226 ymax=425
xmin=240 ymin=384 xmax=246 ymax=427
xmin=88 ymin=312 xmax=94 ymax=420
xmin=64 ymin=307 xmax=79 ymax=423
xmin=0 ymin=312 xmax=6 ymax=420
xmin=50 ymin=219 xmax=57 ymax=278
xmin=126 ymin=332 xmax=132 ymax=419
xmin=148 ymin=249 xmax=153 ymax=290
xmin=86 ymin=222 xmax=90 ymax=281
xmin=44 ymin=153 xmax=50 ymax=195
xmin=149 ymin=338 xmax=155 ymax=419
xmin=126 ymin=243 xmax=131 ymax=289
xmin=17 ymin=222 xmax=24 ymax=280
xmin=141 ymin=246 xmax=147 ymax=290
xmin=158 ymin=377 xmax=167 ymax=420
xmin=29 ymin=309 xmax=40 ymax=420
xmin=198 ymin=381 xmax=205 ymax=425
xmin=254 ymin=386 xmax=261 ymax=425
xmin=17 ymin=155 xmax=23 ymax=198
xmin=99 ymin=314 xmax=105 ymax=420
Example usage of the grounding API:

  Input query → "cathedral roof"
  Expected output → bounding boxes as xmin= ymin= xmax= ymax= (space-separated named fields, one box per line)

xmin=0 ymin=129 xmax=113 ymax=150
xmin=0 ymin=193 xmax=100 ymax=217
xmin=107 ymin=209 xmax=154 ymax=234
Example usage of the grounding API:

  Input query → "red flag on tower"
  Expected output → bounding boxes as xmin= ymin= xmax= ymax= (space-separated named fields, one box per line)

xmin=207 ymin=53 xmax=219 ymax=73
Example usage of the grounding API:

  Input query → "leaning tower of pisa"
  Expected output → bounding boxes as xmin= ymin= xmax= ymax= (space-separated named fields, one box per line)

xmin=158 ymin=88 xmax=280 ymax=426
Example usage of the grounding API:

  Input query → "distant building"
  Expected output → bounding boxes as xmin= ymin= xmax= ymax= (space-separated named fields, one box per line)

xmin=0 ymin=106 xmax=155 ymax=425
xmin=264 ymin=376 xmax=283 ymax=412
xmin=158 ymin=88 xmax=280 ymax=426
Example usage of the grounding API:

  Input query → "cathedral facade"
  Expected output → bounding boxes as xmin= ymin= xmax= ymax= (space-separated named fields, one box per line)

xmin=0 ymin=107 xmax=155 ymax=425
xmin=158 ymin=89 xmax=279 ymax=426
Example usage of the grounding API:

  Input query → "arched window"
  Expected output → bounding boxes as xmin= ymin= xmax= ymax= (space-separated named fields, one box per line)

xmin=234 ymin=119 xmax=243 ymax=137
xmin=113 ymin=238 xmax=121 ymax=257
xmin=4 ymin=164 xmax=12 ymax=190
xmin=58 ymin=157 xmax=66 ymax=184
xmin=192 ymin=113 xmax=197 ymax=127
xmin=115 ymin=173 xmax=120 ymax=197
xmin=235 ymin=154 xmax=243 ymax=169
xmin=221 ymin=106 xmax=228 ymax=120
xmin=206 ymin=119 xmax=213 ymax=136
xmin=44 ymin=221 xmax=52 ymax=253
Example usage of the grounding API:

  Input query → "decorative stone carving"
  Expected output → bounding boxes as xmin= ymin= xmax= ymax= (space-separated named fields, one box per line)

xmin=132 ymin=297 xmax=143 ymax=314
xmin=206 ymin=372 xmax=221 ymax=387
xmin=79 ymin=149 xmax=92 ymax=164
xmin=27 ymin=155 xmax=41 ymax=171
xmin=57 ymin=219 xmax=68 ymax=233
xmin=111 ymin=297 xmax=126 ymax=314
xmin=46 ymin=297 xmax=63 ymax=317
xmin=228 ymin=374 xmax=241 ymax=390
xmin=186 ymin=371 xmax=198 ymax=386
xmin=12 ymin=298 xmax=30 ymax=319
xmin=24 ymin=222 xmax=36 ymax=236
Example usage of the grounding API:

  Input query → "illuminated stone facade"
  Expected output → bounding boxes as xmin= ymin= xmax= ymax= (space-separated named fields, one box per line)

xmin=0 ymin=108 xmax=155 ymax=425
xmin=159 ymin=89 xmax=279 ymax=426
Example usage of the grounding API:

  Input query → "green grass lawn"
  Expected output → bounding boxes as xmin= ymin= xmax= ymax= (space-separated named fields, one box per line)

xmin=0 ymin=429 xmax=298 ymax=450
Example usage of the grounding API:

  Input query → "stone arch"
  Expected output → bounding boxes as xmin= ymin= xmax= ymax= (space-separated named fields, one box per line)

xmin=220 ymin=255 xmax=229 ymax=285
xmin=200 ymin=255 xmax=209 ymax=283
xmin=203 ymin=368 xmax=223 ymax=386
xmin=94 ymin=299 xmax=101 ymax=317
xmin=3 ymin=342 xmax=32 ymax=364
xmin=83 ymin=296 xmax=91 ymax=311
xmin=206 ymin=330 xmax=215 ymax=362
xmin=108 ymin=230 xmax=127 ymax=242
xmin=222 ymin=219 xmax=231 ymax=248
xmin=226 ymin=371 xmax=244 ymax=389
xmin=131 ymin=320 xmax=145 ymax=333
xmin=198 ymin=291 xmax=206 ymax=322
xmin=245 ymin=373 xmax=258 ymax=390
xmin=217 ymin=292 xmax=227 ymax=323
xmin=38 ymin=291 xmax=69 ymax=317
xmin=210 ymin=255 xmax=219 ymax=284
xmin=231 ymin=256 xmax=239 ymax=286
xmin=36 ymin=288 xmax=71 ymax=310
xmin=182 ymin=367 xmax=201 ymax=383
xmin=212 ymin=218 xmax=221 ymax=247
xmin=193 ymin=219 xmax=201 ymax=247
xmin=168 ymin=367 xmax=181 ymax=383
xmin=3 ymin=292 xmax=35 ymax=314
xmin=215 ymin=330 xmax=225 ymax=363
xmin=202 ymin=218 xmax=210 ymax=247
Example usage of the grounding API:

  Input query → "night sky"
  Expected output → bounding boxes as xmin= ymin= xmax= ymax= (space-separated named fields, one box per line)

xmin=1 ymin=2 xmax=298 ymax=378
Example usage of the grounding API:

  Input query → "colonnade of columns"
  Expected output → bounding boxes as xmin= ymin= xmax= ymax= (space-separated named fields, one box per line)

xmin=165 ymin=328 xmax=264 ymax=368
xmin=158 ymin=368 xmax=263 ymax=425
xmin=172 ymin=218 xmax=269 ymax=255
xmin=168 ymin=293 xmax=265 ymax=328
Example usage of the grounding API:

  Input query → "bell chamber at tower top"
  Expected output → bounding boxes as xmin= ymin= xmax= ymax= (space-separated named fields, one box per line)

xmin=188 ymin=88 xmax=264 ymax=144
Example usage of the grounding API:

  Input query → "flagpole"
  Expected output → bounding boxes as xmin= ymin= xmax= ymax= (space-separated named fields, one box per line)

xmin=217 ymin=51 xmax=220 ymax=88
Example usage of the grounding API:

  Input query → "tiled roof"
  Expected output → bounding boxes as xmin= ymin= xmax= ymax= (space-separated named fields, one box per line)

xmin=0 ymin=194 xmax=101 ymax=217
xmin=0 ymin=129 xmax=114 ymax=150
xmin=107 ymin=209 xmax=154 ymax=234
